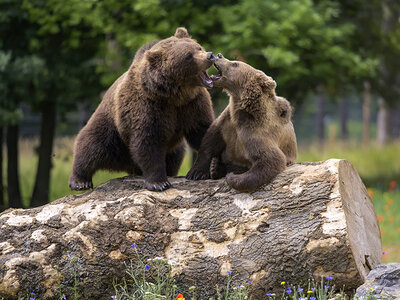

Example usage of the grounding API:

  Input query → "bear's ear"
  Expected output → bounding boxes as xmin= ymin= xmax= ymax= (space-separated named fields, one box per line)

xmin=146 ymin=50 xmax=163 ymax=67
xmin=242 ymin=72 xmax=276 ymax=101
xmin=174 ymin=27 xmax=191 ymax=38
xmin=258 ymin=72 xmax=276 ymax=92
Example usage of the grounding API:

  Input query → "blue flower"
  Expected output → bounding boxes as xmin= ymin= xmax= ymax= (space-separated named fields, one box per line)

xmin=326 ymin=276 xmax=333 ymax=280
xmin=324 ymin=285 xmax=330 ymax=290
xmin=248 ymin=281 xmax=252 ymax=284
xmin=298 ymin=288 xmax=303 ymax=292
xmin=131 ymin=243 xmax=137 ymax=249
xmin=145 ymin=264 xmax=151 ymax=271
xmin=310 ymin=297 xmax=316 ymax=300
xmin=286 ymin=289 xmax=292 ymax=294
xmin=266 ymin=293 xmax=272 ymax=297
xmin=30 ymin=293 xmax=36 ymax=295
xmin=227 ymin=270 xmax=232 ymax=274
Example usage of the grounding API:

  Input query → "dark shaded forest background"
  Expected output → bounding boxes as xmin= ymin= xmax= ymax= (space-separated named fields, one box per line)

xmin=1 ymin=0 xmax=400 ymax=210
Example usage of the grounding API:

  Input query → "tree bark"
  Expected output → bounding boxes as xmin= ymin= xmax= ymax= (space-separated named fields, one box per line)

xmin=6 ymin=125 xmax=22 ymax=208
xmin=362 ymin=81 xmax=371 ymax=145
xmin=377 ymin=97 xmax=391 ymax=144
xmin=315 ymin=86 xmax=325 ymax=146
xmin=0 ymin=160 xmax=381 ymax=299
xmin=339 ymin=97 xmax=348 ymax=140
xmin=30 ymin=102 xmax=57 ymax=207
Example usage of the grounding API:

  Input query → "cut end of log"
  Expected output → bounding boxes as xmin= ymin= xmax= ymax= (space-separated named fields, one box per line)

xmin=0 ymin=159 xmax=381 ymax=299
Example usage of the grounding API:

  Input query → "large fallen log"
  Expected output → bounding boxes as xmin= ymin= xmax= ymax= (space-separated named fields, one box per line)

xmin=0 ymin=159 xmax=381 ymax=299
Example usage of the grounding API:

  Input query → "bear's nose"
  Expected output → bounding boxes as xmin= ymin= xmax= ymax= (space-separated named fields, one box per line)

xmin=206 ymin=52 xmax=215 ymax=61
xmin=216 ymin=53 xmax=223 ymax=59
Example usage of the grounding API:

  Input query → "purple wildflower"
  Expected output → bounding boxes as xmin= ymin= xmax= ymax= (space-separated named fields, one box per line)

xmin=145 ymin=264 xmax=151 ymax=271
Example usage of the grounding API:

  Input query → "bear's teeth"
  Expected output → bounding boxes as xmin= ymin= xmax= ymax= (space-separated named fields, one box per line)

xmin=200 ymin=71 xmax=213 ymax=88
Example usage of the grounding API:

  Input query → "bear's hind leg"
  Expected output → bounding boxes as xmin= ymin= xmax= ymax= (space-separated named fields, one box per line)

xmin=166 ymin=143 xmax=186 ymax=176
xmin=69 ymin=121 xmax=132 ymax=191
xmin=226 ymin=144 xmax=286 ymax=192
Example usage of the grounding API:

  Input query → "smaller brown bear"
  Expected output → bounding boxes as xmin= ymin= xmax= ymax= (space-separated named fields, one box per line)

xmin=186 ymin=54 xmax=297 ymax=192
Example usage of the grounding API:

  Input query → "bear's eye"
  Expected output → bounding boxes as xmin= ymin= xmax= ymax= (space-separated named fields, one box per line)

xmin=185 ymin=53 xmax=193 ymax=60
xmin=232 ymin=62 xmax=238 ymax=67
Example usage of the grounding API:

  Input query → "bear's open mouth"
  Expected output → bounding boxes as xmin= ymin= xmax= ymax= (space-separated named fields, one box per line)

xmin=200 ymin=70 xmax=213 ymax=88
xmin=210 ymin=64 xmax=222 ymax=81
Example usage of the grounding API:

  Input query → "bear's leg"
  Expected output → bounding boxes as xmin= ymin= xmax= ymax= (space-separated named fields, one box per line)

xmin=186 ymin=122 xmax=226 ymax=180
xmin=166 ymin=142 xmax=186 ymax=176
xmin=226 ymin=143 xmax=286 ymax=192
xmin=210 ymin=157 xmax=226 ymax=179
xmin=69 ymin=120 xmax=133 ymax=191
xmin=182 ymin=92 xmax=214 ymax=151
xmin=130 ymin=136 xmax=171 ymax=192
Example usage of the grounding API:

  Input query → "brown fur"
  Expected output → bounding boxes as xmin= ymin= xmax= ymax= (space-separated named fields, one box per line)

xmin=186 ymin=55 xmax=297 ymax=192
xmin=69 ymin=28 xmax=215 ymax=191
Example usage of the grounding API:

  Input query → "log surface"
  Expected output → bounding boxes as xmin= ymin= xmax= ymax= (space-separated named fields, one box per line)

xmin=0 ymin=159 xmax=381 ymax=299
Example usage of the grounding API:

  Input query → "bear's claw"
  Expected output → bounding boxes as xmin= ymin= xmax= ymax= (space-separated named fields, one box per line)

xmin=69 ymin=179 xmax=93 ymax=191
xmin=186 ymin=168 xmax=210 ymax=180
xmin=144 ymin=180 xmax=171 ymax=192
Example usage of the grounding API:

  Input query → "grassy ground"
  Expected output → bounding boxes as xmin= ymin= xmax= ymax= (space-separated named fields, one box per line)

xmin=2 ymin=137 xmax=400 ymax=263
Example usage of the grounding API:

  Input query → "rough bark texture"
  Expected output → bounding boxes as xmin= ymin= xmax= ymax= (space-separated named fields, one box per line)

xmin=0 ymin=159 xmax=381 ymax=299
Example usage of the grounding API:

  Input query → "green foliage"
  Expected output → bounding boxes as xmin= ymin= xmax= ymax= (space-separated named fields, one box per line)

xmin=211 ymin=0 xmax=378 ymax=100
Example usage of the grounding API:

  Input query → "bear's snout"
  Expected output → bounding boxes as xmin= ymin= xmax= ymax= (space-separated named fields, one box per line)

xmin=206 ymin=52 xmax=215 ymax=61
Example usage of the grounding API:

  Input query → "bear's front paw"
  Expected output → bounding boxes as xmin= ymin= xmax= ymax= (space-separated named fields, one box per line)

xmin=69 ymin=178 xmax=93 ymax=191
xmin=144 ymin=180 xmax=171 ymax=192
xmin=186 ymin=167 xmax=210 ymax=180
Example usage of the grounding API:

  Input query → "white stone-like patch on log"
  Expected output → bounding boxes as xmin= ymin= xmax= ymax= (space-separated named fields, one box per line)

xmin=233 ymin=194 xmax=259 ymax=214
xmin=126 ymin=230 xmax=142 ymax=242
xmin=30 ymin=229 xmax=47 ymax=243
xmin=109 ymin=249 xmax=126 ymax=260
xmin=139 ymin=189 xmax=192 ymax=201
xmin=0 ymin=268 xmax=19 ymax=295
xmin=220 ymin=261 xmax=232 ymax=275
xmin=35 ymin=204 xmax=65 ymax=223
xmin=321 ymin=200 xmax=346 ymax=235
xmin=169 ymin=208 xmax=198 ymax=230
xmin=306 ymin=237 xmax=340 ymax=251
xmin=0 ymin=242 xmax=15 ymax=255
xmin=114 ymin=206 xmax=145 ymax=224
xmin=5 ymin=214 xmax=33 ymax=226
xmin=67 ymin=201 xmax=109 ymax=223
xmin=325 ymin=159 xmax=340 ymax=175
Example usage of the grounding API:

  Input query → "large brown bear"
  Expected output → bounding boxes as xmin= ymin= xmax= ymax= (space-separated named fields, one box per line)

xmin=186 ymin=54 xmax=297 ymax=192
xmin=69 ymin=28 xmax=215 ymax=192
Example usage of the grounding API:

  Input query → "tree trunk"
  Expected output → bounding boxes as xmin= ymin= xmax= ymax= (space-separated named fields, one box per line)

xmin=339 ymin=97 xmax=349 ymax=140
xmin=30 ymin=102 xmax=57 ymax=207
xmin=6 ymin=125 xmax=22 ymax=208
xmin=362 ymin=81 xmax=371 ymax=145
xmin=0 ymin=159 xmax=381 ymax=299
xmin=391 ymin=106 xmax=400 ymax=139
xmin=0 ymin=127 xmax=4 ymax=211
xmin=315 ymin=86 xmax=325 ymax=146
xmin=377 ymin=98 xmax=391 ymax=144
